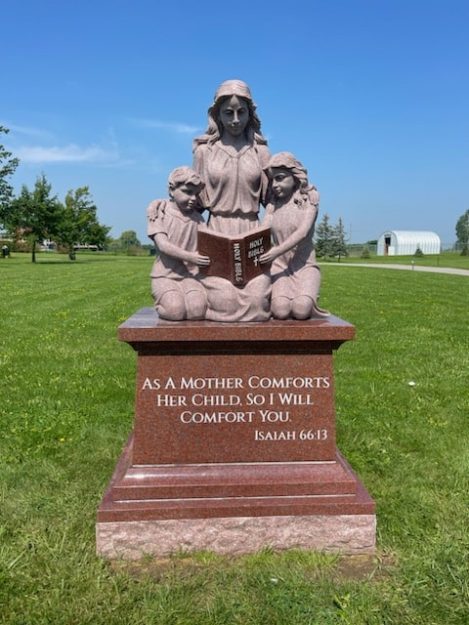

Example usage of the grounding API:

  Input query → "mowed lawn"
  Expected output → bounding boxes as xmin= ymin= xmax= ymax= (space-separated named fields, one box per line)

xmin=325 ymin=251 xmax=469 ymax=270
xmin=1 ymin=253 xmax=468 ymax=625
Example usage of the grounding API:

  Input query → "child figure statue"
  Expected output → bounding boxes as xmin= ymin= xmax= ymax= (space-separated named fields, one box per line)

xmin=147 ymin=167 xmax=210 ymax=321
xmin=260 ymin=152 xmax=329 ymax=319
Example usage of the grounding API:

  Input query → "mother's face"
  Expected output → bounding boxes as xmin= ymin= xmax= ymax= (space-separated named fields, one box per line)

xmin=218 ymin=95 xmax=250 ymax=138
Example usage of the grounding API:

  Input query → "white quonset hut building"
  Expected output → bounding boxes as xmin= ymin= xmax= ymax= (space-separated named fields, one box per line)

xmin=377 ymin=231 xmax=441 ymax=256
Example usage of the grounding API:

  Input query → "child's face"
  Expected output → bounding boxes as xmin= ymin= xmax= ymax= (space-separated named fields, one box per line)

xmin=270 ymin=168 xmax=296 ymax=201
xmin=171 ymin=183 xmax=199 ymax=211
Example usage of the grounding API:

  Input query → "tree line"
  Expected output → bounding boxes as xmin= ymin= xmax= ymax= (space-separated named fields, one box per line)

xmin=0 ymin=126 xmax=110 ymax=262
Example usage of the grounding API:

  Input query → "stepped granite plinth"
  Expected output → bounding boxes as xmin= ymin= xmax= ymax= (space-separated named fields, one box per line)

xmin=97 ymin=308 xmax=375 ymax=558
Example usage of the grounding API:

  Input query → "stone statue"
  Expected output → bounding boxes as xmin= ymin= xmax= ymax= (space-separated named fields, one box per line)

xmin=193 ymin=79 xmax=270 ymax=234
xmin=260 ymin=152 xmax=328 ymax=319
xmin=146 ymin=82 xmax=329 ymax=323
xmin=192 ymin=79 xmax=272 ymax=321
xmin=147 ymin=167 xmax=210 ymax=320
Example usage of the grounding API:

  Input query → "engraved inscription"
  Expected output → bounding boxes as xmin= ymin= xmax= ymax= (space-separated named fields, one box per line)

xmin=140 ymin=374 xmax=331 ymax=444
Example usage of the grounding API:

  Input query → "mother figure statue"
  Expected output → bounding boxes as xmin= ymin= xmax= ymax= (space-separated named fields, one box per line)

xmin=193 ymin=79 xmax=272 ymax=321
xmin=193 ymin=79 xmax=270 ymax=234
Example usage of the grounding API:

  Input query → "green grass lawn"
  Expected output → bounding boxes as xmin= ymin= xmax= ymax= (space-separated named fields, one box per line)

xmin=326 ymin=251 xmax=469 ymax=270
xmin=1 ymin=253 xmax=468 ymax=624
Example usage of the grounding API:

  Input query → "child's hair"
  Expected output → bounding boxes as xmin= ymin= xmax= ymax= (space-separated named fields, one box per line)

xmin=168 ymin=166 xmax=205 ymax=197
xmin=193 ymin=79 xmax=267 ymax=148
xmin=146 ymin=167 xmax=205 ymax=226
xmin=264 ymin=152 xmax=318 ymax=208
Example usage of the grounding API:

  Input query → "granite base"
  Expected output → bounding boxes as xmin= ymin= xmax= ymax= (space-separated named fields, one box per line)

xmin=97 ymin=514 xmax=376 ymax=559
xmin=96 ymin=309 xmax=376 ymax=559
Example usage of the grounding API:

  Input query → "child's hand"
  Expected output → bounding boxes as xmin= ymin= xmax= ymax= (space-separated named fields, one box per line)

xmin=190 ymin=253 xmax=211 ymax=266
xmin=260 ymin=248 xmax=277 ymax=264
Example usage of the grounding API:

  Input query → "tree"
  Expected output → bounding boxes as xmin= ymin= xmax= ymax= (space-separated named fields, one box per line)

xmin=56 ymin=186 xmax=110 ymax=259
xmin=315 ymin=213 xmax=335 ymax=258
xmin=455 ymin=209 xmax=469 ymax=255
xmin=108 ymin=230 xmax=143 ymax=254
xmin=118 ymin=230 xmax=141 ymax=250
xmin=9 ymin=175 xmax=62 ymax=262
xmin=332 ymin=217 xmax=348 ymax=261
xmin=0 ymin=126 xmax=20 ymax=228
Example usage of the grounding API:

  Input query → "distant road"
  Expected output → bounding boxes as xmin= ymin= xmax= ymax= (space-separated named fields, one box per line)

xmin=327 ymin=262 xmax=469 ymax=277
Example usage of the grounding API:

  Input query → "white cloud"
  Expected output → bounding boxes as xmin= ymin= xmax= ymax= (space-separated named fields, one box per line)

xmin=2 ymin=123 xmax=52 ymax=139
xmin=130 ymin=118 xmax=201 ymax=134
xmin=15 ymin=143 xmax=121 ymax=164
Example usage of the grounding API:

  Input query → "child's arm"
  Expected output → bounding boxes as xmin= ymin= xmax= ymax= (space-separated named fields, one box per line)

xmin=153 ymin=233 xmax=210 ymax=266
xmin=260 ymin=204 xmax=317 ymax=264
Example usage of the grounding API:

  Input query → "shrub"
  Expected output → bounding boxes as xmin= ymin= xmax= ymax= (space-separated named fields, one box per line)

xmin=126 ymin=245 xmax=146 ymax=256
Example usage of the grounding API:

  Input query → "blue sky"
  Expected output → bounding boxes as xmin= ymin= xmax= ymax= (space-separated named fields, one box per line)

xmin=3 ymin=0 xmax=468 ymax=245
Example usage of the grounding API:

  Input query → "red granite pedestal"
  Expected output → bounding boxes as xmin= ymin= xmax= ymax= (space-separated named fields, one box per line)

xmin=96 ymin=308 xmax=375 ymax=558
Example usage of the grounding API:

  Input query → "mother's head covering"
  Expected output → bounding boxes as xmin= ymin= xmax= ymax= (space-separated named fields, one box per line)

xmin=213 ymin=79 xmax=255 ymax=105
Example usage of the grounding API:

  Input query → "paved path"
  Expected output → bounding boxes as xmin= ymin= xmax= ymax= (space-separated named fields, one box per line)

xmin=328 ymin=262 xmax=469 ymax=277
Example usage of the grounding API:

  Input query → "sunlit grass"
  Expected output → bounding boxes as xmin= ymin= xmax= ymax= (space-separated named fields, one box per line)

xmin=1 ymin=254 xmax=468 ymax=624
xmin=325 ymin=250 xmax=469 ymax=270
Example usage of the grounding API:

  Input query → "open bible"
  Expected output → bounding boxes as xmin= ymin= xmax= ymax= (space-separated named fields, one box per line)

xmin=198 ymin=226 xmax=271 ymax=287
